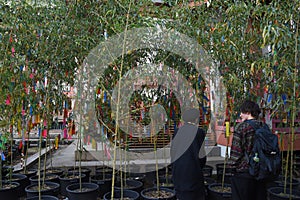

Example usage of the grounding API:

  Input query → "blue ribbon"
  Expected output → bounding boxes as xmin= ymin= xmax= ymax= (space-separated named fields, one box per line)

xmin=282 ymin=94 xmax=287 ymax=105
xmin=30 ymin=106 xmax=33 ymax=116
xmin=104 ymin=91 xmax=107 ymax=102
xmin=1 ymin=152 xmax=5 ymax=161
xmin=267 ymin=94 xmax=272 ymax=103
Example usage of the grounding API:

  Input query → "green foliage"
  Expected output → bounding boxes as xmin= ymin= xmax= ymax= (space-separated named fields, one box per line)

xmin=0 ymin=0 xmax=299 ymax=128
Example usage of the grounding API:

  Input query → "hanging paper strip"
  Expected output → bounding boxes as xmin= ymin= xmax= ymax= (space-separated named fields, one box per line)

xmin=103 ymin=91 xmax=107 ymax=103
xmin=22 ymin=129 xmax=25 ymax=145
xmin=29 ymin=106 xmax=33 ymax=116
xmin=282 ymin=94 xmax=287 ymax=105
xmin=29 ymin=73 xmax=34 ymax=79
xmin=172 ymin=109 xmax=175 ymax=120
xmin=17 ymin=119 xmax=21 ymax=135
xmin=5 ymin=95 xmax=11 ymax=105
xmin=91 ymin=138 xmax=96 ymax=149
xmin=42 ymin=129 xmax=47 ymax=138
xmin=63 ymin=127 xmax=68 ymax=139
xmin=203 ymin=94 xmax=209 ymax=101
xmin=11 ymin=47 xmax=15 ymax=57
xmin=104 ymin=144 xmax=111 ymax=160
xmin=83 ymin=136 xmax=87 ymax=145
xmin=36 ymin=114 xmax=40 ymax=124
xmin=267 ymin=93 xmax=272 ymax=103
xmin=1 ymin=152 xmax=5 ymax=161
xmin=44 ymin=76 xmax=48 ymax=88
xmin=87 ymin=135 xmax=90 ymax=145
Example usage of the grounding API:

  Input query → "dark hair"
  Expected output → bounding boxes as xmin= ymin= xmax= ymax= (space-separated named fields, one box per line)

xmin=240 ymin=100 xmax=261 ymax=119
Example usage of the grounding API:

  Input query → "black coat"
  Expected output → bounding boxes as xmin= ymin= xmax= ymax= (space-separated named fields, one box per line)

xmin=171 ymin=123 xmax=207 ymax=192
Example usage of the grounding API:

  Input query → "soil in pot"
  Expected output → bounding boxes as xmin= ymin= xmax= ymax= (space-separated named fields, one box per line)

xmin=66 ymin=182 xmax=99 ymax=200
xmin=91 ymin=173 xmax=112 ymax=198
xmin=141 ymin=187 xmax=176 ymax=200
xmin=30 ymin=173 xmax=60 ymax=184
xmin=0 ymin=181 xmax=20 ymax=200
xmin=25 ymin=181 xmax=60 ymax=198
xmin=115 ymin=179 xmax=143 ymax=193
xmin=68 ymin=167 xmax=91 ymax=182
xmin=41 ymin=168 xmax=64 ymax=176
xmin=59 ymin=172 xmax=86 ymax=197
xmin=207 ymin=183 xmax=232 ymax=200
xmin=268 ymin=187 xmax=300 ymax=200
xmin=5 ymin=173 xmax=29 ymax=197
xmin=103 ymin=189 xmax=140 ymax=200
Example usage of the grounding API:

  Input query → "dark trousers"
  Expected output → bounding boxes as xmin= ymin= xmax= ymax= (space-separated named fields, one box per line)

xmin=231 ymin=172 xmax=267 ymax=200
xmin=176 ymin=189 xmax=205 ymax=200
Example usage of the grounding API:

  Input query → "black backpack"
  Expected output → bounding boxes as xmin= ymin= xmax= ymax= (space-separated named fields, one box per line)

xmin=245 ymin=120 xmax=281 ymax=181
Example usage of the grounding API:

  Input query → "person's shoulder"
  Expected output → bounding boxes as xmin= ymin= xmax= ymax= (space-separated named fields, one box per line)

xmin=235 ymin=121 xmax=253 ymax=131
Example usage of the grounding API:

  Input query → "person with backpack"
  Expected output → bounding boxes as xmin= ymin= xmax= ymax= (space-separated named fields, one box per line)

xmin=229 ymin=100 xmax=281 ymax=200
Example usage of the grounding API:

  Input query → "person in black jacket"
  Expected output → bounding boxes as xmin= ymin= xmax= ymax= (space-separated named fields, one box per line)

xmin=171 ymin=108 xmax=207 ymax=200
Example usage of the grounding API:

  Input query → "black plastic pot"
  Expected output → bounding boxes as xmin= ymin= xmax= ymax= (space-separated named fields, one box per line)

xmin=0 ymin=181 xmax=20 ymax=200
xmin=68 ymin=167 xmax=91 ymax=182
xmin=115 ymin=179 xmax=144 ymax=193
xmin=1 ymin=165 xmax=14 ymax=177
xmin=95 ymin=166 xmax=113 ymax=175
xmin=207 ymin=183 xmax=232 ymax=200
xmin=153 ymin=176 xmax=174 ymax=190
xmin=30 ymin=173 xmax=60 ymax=184
xmin=25 ymin=182 xmax=60 ymax=198
xmin=90 ymin=174 xmax=112 ymax=198
xmin=66 ymin=182 xmax=99 ymax=200
xmin=103 ymin=189 xmax=140 ymax=200
xmin=141 ymin=187 xmax=176 ymax=200
xmin=41 ymin=168 xmax=64 ymax=176
xmin=203 ymin=165 xmax=214 ymax=177
xmin=268 ymin=187 xmax=300 ymax=200
xmin=6 ymin=173 xmax=29 ymax=197
xmin=26 ymin=195 xmax=59 ymax=200
xmin=126 ymin=172 xmax=147 ymax=184
xmin=216 ymin=163 xmax=236 ymax=184
xmin=59 ymin=172 xmax=86 ymax=197
xmin=18 ymin=169 xmax=37 ymax=179
xmin=271 ymin=175 xmax=300 ymax=189
xmin=205 ymin=177 xmax=216 ymax=199
xmin=158 ymin=166 xmax=172 ymax=176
